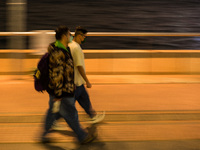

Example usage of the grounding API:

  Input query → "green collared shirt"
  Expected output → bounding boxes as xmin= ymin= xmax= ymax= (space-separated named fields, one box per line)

xmin=54 ymin=40 xmax=69 ymax=53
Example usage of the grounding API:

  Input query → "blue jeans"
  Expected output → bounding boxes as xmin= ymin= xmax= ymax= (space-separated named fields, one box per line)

xmin=43 ymin=95 xmax=87 ymax=142
xmin=75 ymin=85 xmax=95 ymax=118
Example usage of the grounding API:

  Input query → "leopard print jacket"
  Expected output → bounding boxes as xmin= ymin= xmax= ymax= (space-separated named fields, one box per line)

xmin=47 ymin=43 xmax=75 ymax=98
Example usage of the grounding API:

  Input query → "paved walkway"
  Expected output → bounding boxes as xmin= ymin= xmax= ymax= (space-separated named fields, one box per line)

xmin=2 ymin=74 xmax=200 ymax=84
xmin=0 ymin=75 xmax=200 ymax=150
xmin=1 ymin=75 xmax=200 ymax=114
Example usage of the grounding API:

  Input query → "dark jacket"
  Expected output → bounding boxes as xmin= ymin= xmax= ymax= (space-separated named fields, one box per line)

xmin=46 ymin=42 xmax=75 ymax=98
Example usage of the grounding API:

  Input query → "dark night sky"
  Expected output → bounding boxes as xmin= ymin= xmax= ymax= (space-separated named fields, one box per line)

xmin=1 ymin=0 xmax=200 ymax=49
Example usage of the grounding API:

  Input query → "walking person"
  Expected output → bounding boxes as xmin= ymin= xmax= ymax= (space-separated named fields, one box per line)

xmin=41 ymin=25 xmax=97 ymax=144
xmin=69 ymin=26 xmax=105 ymax=123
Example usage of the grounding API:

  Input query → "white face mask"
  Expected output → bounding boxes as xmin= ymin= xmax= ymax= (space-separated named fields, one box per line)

xmin=69 ymin=35 xmax=73 ymax=43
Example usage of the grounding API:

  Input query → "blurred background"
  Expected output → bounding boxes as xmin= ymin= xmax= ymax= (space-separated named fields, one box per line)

xmin=1 ymin=1 xmax=200 ymax=149
xmin=1 ymin=0 xmax=200 ymax=50
xmin=1 ymin=0 xmax=200 ymax=76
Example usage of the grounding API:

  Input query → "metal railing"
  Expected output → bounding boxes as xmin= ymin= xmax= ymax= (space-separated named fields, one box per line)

xmin=1 ymin=32 xmax=200 ymax=75
xmin=1 ymin=31 xmax=200 ymax=52
xmin=1 ymin=32 xmax=200 ymax=36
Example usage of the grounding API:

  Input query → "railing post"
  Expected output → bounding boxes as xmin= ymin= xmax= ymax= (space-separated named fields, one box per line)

xmin=6 ymin=0 xmax=27 ymax=49
xmin=29 ymin=30 xmax=55 ymax=55
xmin=6 ymin=0 xmax=27 ymax=78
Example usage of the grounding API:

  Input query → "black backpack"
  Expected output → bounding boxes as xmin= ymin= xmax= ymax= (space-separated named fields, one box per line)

xmin=33 ymin=53 xmax=49 ymax=92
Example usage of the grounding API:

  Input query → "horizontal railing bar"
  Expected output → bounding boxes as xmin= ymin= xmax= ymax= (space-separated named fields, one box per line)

xmin=1 ymin=32 xmax=200 ymax=36
xmin=1 ymin=49 xmax=200 ymax=59
xmin=1 ymin=49 xmax=200 ymax=53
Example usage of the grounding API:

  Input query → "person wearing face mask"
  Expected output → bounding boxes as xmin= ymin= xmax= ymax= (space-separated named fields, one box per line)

xmin=41 ymin=25 xmax=97 ymax=144
xmin=68 ymin=26 xmax=105 ymax=123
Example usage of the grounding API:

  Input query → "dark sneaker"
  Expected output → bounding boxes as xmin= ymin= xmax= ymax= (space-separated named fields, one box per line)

xmin=80 ymin=125 xmax=98 ymax=144
xmin=41 ymin=136 xmax=51 ymax=143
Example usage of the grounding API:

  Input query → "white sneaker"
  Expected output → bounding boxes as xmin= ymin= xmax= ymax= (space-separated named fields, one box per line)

xmin=51 ymin=122 xmax=66 ymax=130
xmin=88 ymin=111 xmax=105 ymax=124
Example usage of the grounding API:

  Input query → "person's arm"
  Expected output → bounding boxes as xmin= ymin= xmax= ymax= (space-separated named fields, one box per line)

xmin=77 ymin=66 xmax=92 ymax=88
xmin=71 ymin=45 xmax=92 ymax=88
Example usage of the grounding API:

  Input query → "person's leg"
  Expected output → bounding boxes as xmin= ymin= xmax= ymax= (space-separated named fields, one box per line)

xmin=75 ymin=85 xmax=96 ymax=118
xmin=76 ymin=85 xmax=105 ymax=124
xmin=59 ymin=96 xmax=87 ymax=142
xmin=42 ymin=95 xmax=57 ymax=137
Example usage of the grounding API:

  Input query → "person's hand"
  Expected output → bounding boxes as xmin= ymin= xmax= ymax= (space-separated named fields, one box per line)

xmin=53 ymin=98 xmax=62 ymax=101
xmin=52 ymin=100 xmax=61 ymax=113
xmin=86 ymin=81 xmax=92 ymax=88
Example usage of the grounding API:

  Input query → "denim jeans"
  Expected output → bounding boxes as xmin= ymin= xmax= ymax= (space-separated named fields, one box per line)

xmin=75 ymin=84 xmax=94 ymax=118
xmin=43 ymin=95 xmax=87 ymax=142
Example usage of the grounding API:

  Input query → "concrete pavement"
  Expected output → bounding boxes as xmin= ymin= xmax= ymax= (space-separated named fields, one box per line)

xmin=0 ymin=75 xmax=200 ymax=150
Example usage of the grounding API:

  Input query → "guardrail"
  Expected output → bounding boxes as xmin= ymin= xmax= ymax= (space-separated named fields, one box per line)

xmin=1 ymin=32 xmax=200 ymax=76
xmin=1 ymin=32 xmax=200 ymax=36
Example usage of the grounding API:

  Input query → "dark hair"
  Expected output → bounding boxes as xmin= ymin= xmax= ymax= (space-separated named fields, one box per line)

xmin=74 ymin=26 xmax=88 ymax=37
xmin=55 ymin=25 xmax=69 ymax=40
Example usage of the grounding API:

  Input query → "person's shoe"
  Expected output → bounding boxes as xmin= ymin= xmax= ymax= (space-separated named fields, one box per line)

xmin=51 ymin=122 xmax=66 ymax=130
xmin=41 ymin=136 xmax=51 ymax=143
xmin=80 ymin=134 xmax=96 ymax=145
xmin=80 ymin=125 xmax=98 ymax=144
xmin=88 ymin=111 xmax=105 ymax=124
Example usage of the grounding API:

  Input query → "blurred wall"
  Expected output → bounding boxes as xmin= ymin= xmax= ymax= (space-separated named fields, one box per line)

xmin=0 ymin=50 xmax=200 ymax=75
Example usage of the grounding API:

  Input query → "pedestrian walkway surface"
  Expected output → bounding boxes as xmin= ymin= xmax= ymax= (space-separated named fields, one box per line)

xmin=0 ymin=75 xmax=200 ymax=150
